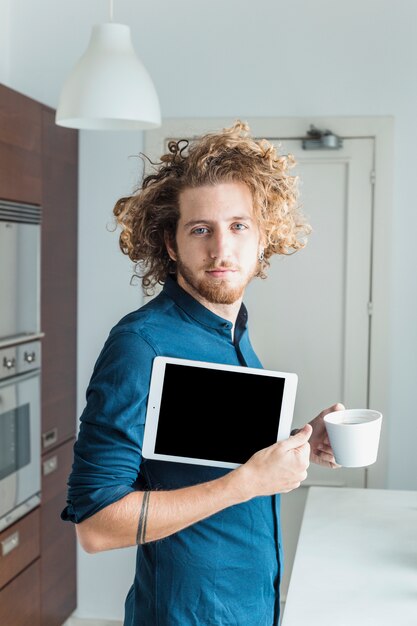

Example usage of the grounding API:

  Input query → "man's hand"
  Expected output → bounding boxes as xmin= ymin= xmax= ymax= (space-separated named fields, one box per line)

xmin=239 ymin=424 xmax=312 ymax=498
xmin=307 ymin=403 xmax=344 ymax=469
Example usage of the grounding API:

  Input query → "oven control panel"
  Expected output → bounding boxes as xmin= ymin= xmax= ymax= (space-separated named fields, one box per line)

xmin=0 ymin=341 xmax=41 ymax=380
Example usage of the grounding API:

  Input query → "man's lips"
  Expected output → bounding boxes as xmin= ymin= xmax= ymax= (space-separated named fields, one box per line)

xmin=206 ymin=268 xmax=238 ymax=278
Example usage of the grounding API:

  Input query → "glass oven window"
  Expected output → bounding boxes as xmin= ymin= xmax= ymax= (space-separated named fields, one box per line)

xmin=0 ymin=403 xmax=30 ymax=480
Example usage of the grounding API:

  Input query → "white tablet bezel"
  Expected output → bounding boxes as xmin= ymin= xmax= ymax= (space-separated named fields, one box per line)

xmin=142 ymin=356 xmax=298 ymax=469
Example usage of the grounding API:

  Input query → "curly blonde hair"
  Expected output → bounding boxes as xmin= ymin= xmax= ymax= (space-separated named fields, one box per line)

xmin=113 ymin=120 xmax=311 ymax=295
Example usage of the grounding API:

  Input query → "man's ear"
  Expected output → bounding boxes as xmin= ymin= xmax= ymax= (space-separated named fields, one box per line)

xmin=164 ymin=232 xmax=177 ymax=261
xmin=259 ymin=234 xmax=267 ymax=255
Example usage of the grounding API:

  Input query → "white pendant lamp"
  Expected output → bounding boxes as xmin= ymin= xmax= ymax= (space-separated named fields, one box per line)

xmin=56 ymin=4 xmax=161 ymax=130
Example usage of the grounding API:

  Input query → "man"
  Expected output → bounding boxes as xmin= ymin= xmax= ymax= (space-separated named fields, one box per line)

xmin=62 ymin=121 xmax=341 ymax=626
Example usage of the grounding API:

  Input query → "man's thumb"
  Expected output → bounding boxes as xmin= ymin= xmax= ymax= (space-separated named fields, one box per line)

xmin=289 ymin=424 xmax=312 ymax=447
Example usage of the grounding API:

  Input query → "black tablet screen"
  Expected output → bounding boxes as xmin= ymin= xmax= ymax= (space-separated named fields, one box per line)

xmin=154 ymin=363 xmax=285 ymax=465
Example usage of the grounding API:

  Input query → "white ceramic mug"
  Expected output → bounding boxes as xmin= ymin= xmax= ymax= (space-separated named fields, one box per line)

xmin=323 ymin=408 xmax=383 ymax=467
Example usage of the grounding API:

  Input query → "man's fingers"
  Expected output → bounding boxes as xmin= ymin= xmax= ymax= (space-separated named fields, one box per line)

xmin=317 ymin=450 xmax=337 ymax=462
xmin=317 ymin=443 xmax=333 ymax=454
xmin=285 ymin=424 xmax=312 ymax=449
xmin=322 ymin=402 xmax=345 ymax=417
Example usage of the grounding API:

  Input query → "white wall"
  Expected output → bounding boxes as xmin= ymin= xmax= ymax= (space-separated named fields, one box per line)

xmin=0 ymin=0 xmax=10 ymax=84
xmin=75 ymin=130 xmax=143 ymax=620
xmin=4 ymin=0 xmax=417 ymax=620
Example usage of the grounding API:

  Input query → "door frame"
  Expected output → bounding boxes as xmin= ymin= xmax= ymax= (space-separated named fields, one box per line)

xmin=144 ymin=116 xmax=394 ymax=488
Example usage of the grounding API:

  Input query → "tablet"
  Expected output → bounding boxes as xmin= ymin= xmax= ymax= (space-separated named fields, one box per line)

xmin=142 ymin=356 xmax=298 ymax=469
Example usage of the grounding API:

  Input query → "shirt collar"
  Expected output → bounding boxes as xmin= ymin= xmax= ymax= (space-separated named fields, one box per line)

xmin=162 ymin=276 xmax=248 ymax=334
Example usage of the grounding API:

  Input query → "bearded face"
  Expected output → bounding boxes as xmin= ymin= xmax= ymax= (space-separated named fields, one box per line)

xmin=165 ymin=183 xmax=263 ymax=311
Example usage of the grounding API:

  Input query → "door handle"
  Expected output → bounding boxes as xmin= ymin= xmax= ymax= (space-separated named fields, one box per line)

xmin=43 ymin=455 xmax=58 ymax=476
xmin=1 ymin=531 xmax=20 ymax=557
xmin=42 ymin=427 xmax=58 ymax=449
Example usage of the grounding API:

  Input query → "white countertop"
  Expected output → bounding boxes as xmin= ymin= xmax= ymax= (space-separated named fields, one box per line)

xmin=281 ymin=486 xmax=417 ymax=626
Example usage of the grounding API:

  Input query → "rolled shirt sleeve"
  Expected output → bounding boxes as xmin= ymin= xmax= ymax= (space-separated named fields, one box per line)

xmin=61 ymin=329 xmax=157 ymax=523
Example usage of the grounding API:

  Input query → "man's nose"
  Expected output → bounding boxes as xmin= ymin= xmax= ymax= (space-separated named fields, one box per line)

xmin=209 ymin=230 xmax=231 ymax=260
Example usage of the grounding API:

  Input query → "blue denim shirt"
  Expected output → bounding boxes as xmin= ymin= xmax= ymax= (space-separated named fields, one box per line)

xmin=62 ymin=277 xmax=282 ymax=625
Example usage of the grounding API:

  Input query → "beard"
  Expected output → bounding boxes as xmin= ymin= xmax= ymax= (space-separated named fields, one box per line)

xmin=175 ymin=255 xmax=258 ymax=305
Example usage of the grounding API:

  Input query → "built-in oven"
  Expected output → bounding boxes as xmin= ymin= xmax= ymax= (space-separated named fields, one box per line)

xmin=0 ymin=340 xmax=41 ymax=531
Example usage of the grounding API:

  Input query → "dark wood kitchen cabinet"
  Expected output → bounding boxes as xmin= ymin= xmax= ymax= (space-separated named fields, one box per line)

xmin=40 ymin=105 xmax=78 ymax=625
xmin=0 ymin=83 xmax=78 ymax=626
xmin=0 ymin=508 xmax=40 ymax=590
xmin=0 ymin=510 xmax=41 ymax=625
xmin=0 ymin=561 xmax=41 ymax=626
xmin=41 ymin=440 xmax=77 ymax=626
xmin=0 ymin=83 xmax=42 ymax=204
xmin=41 ymin=105 xmax=78 ymax=450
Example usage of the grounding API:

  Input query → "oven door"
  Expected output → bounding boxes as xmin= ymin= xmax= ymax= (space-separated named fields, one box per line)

xmin=0 ymin=369 xmax=41 ymax=530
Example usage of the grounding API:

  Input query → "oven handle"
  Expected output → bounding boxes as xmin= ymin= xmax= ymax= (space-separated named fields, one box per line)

xmin=0 ymin=367 xmax=41 ymax=390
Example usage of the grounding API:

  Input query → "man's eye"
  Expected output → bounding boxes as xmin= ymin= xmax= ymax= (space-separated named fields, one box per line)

xmin=192 ymin=227 xmax=209 ymax=235
xmin=232 ymin=223 xmax=247 ymax=231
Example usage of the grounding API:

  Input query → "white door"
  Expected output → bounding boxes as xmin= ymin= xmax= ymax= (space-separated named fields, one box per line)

xmin=243 ymin=138 xmax=375 ymax=602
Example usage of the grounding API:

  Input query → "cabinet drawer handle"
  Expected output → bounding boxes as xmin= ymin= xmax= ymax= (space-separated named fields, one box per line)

xmin=42 ymin=427 xmax=58 ymax=449
xmin=1 ymin=531 xmax=20 ymax=557
xmin=43 ymin=455 xmax=58 ymax=476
